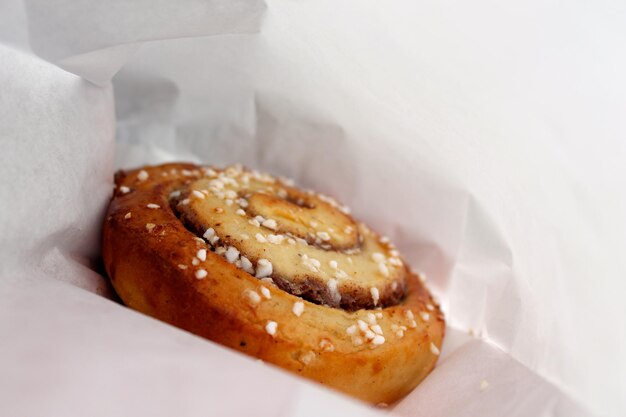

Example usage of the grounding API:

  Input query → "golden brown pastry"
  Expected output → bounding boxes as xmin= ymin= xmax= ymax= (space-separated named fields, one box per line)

xmin=102 ymin=163 xmax=444 ymax=404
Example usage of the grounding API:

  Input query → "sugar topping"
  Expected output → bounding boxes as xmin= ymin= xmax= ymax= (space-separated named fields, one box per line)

xmin=225 ymin=246 xmax=240 ymax=263
xmin=404 ymin=309 xmax=417 ymax=328
xmin=124 ymin=212 xmax=132 ymax=219
xmin=370 ymin=324 xmax=383 ymax=335
xmin=334 ymin=269 xmax=348 ymax=279
xmin=299 ymin=351 xmax=316 ymax=365
xmin=240 ymin=256 xmax=254 ymax=274
xmin=259 ymin=286 xmax=271 ymax=299
xmin=316 ymin=231 xmax=331 ymax=241
xmin=292 ymin=301 xmax=305 ymax=317
xmin=137 ymin=170 xmax=149 ymax=181
xmin=319 ymin=339 xmax=335 ymax=352
xmin=265 ymin=321 xmax=277 ymax=336
xmin=390 ymin=324 xmax=406 ymax=338
xmin=145 ymin=223 xmax=156 ymax=232
xmin=370 ymin=287 xmax=380 ymax=306
xmin=430 ymin=342 xmax=440 ymax=356
xmin=255 ymin=259 xmax=273 ymax=278
xmin=243 ymin=289 xmax=261 ymax=306
xmin=371 ymin=335 xmax=385 ymax=346
xmin=192 ymin=190 xmax=205 ymax=199
xmin=266 ymin=234 xmax=285 ymax=244
xmin=351 ymin=336 xmax=364 ymax=346
xmin=327 ymin=278 xmax=341 ymax=304
xmin=366 ymin=314 xmax=377 ymax=326
xmin=371 ymin=253 xmax=385 ymax=263
xmin=388 ymin=257 xmax=402 ymax=266
xmin=195 ymin=269 xmax=207 ymax=279
xmin=302 ymin=254 xmax=321 ymax=273
xmin=348 ymin=315 xmax=386 ymax=348
xmin=119 ymin=186 xmax=130 ymax=194
xmin=262 ymin=218 xmax=278 ymax=230
xmin=203 ymin=227 xmax=216 ymax=240
xmin=357 ymin=320 xmax=368 ymax=332
xmin=196 ymin=249 xmax=207 ymax=262
xmin=260 ymin=277 xmax=274 ymax=286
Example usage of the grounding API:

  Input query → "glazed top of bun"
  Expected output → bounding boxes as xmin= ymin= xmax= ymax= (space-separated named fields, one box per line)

xmin=173 ymin=165 xmax=406 ymax=311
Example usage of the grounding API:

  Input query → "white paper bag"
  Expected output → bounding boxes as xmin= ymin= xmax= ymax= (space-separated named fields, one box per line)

xmin=1 ymin=1 xmax=625 ymax=416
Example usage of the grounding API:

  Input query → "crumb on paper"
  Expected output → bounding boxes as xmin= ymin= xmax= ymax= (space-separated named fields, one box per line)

xmin=480 ymin=379 xmax=489 ymax=391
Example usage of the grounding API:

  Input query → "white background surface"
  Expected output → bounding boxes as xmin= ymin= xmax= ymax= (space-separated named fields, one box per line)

xmin=1 ymin=1 xmax=625 ymax=416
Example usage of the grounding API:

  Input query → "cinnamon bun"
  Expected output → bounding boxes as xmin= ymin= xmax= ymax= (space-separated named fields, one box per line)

xmin=102 ymin=163 xmax=444 ymax=404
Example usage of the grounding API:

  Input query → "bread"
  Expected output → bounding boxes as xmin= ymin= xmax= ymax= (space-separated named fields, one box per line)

xmin=102 ymin=162 xmax=445 ymax=404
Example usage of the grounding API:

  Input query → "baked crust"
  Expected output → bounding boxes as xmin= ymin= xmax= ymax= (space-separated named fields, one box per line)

xmin=102 ymin=163 xmax=445 ymax=404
